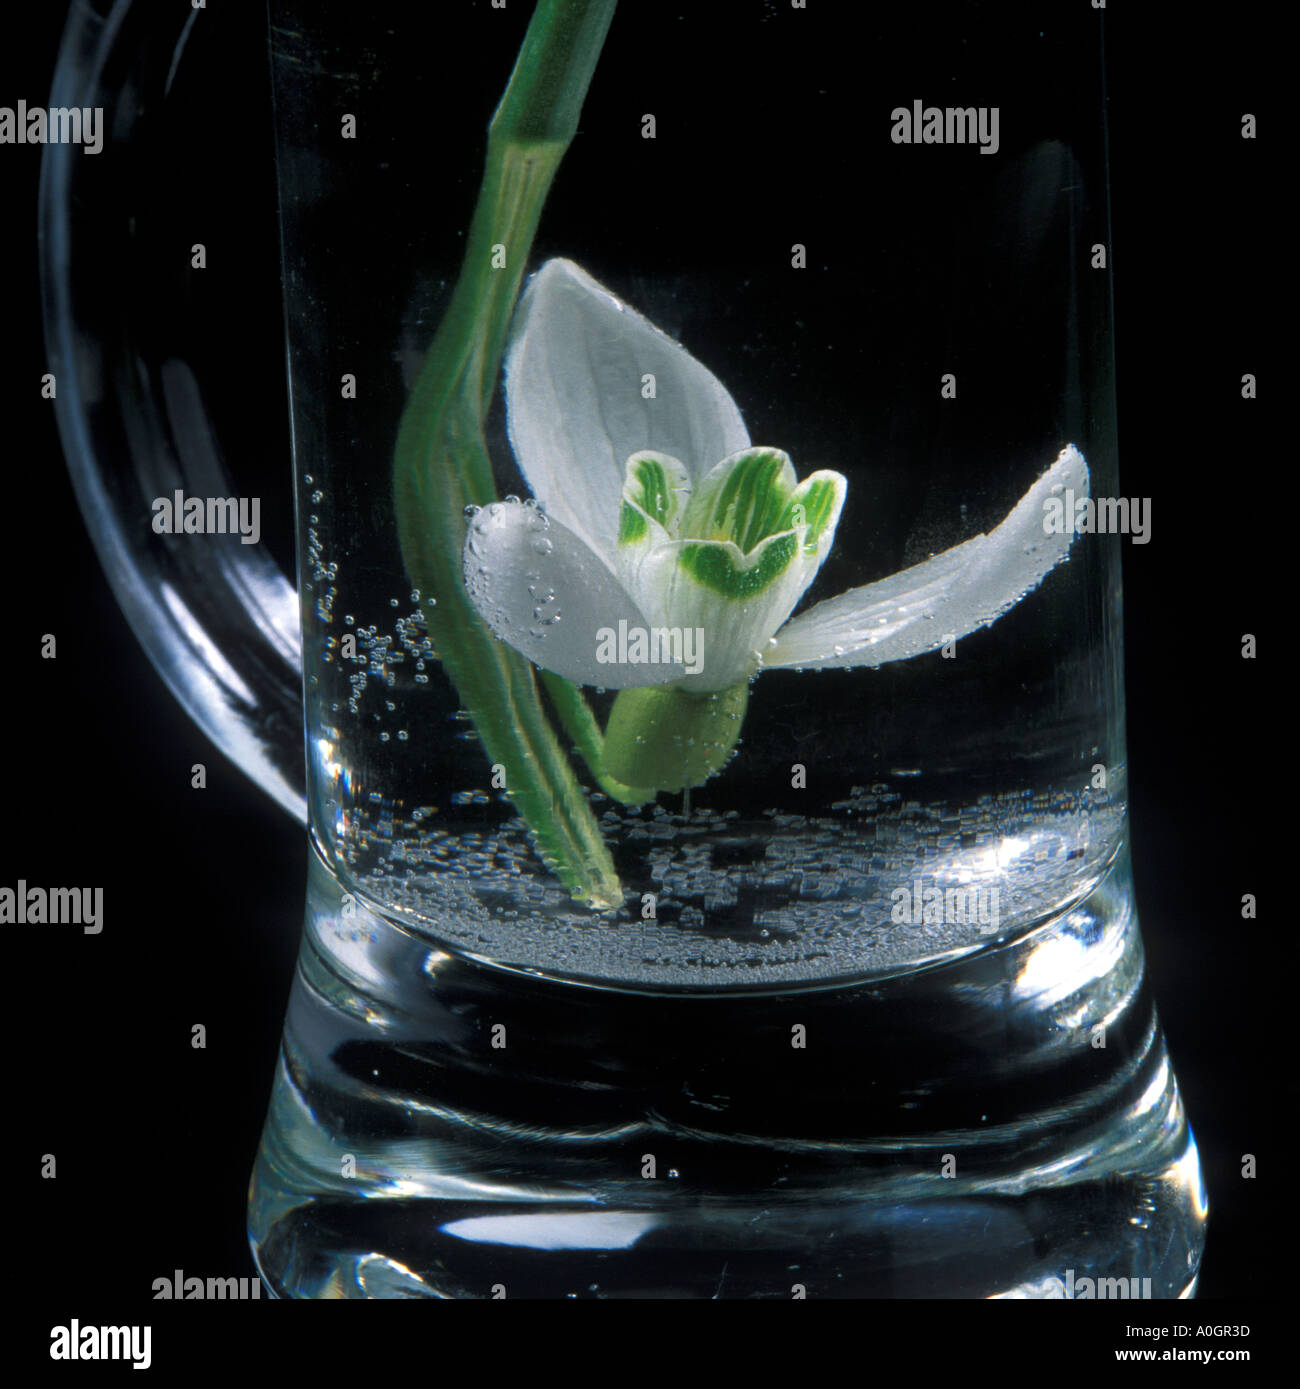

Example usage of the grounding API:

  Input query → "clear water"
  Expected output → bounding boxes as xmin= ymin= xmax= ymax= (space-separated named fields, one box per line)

xmin=252 ymin=2 xmax=1206 ymax=1296
xmin=348 ymin=778 xmax=1125 ymax=987
xmin=280 ymin=3 xmax=1127 ymax=989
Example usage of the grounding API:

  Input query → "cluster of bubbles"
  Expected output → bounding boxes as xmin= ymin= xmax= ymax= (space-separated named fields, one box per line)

xmin=335 ymin=778 xmax=1124 ymax=988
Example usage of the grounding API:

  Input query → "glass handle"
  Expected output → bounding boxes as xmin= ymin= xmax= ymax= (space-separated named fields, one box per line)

xmin=38 ymin=0 xmax=306 ymax=823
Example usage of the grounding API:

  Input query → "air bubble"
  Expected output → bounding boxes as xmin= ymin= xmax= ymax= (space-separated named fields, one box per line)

xmin=534 ymin=537 xmax=553 ymax=554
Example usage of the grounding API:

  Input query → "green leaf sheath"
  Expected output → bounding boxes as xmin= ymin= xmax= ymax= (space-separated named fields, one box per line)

xmin=392 ymin=0 xmax=621 ymax=909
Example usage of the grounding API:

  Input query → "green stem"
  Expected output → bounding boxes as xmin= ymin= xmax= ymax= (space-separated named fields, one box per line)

xmin=539 ymin=671 xmax=655 ymax=806
xmin=393 ymin=0 xmax=621 ymax=908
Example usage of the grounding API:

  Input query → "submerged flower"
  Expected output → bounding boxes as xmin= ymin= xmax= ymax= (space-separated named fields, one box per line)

xmin=462 ymin=259 xmax=1088 ymax=794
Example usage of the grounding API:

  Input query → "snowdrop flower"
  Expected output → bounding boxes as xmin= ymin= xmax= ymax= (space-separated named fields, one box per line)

xmin=462 ymin=259 xmax=1088 ymax=796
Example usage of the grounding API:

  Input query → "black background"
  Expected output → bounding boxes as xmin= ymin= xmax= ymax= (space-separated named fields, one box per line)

xmin=1 ymin=0 xmax=1275 ymax=1365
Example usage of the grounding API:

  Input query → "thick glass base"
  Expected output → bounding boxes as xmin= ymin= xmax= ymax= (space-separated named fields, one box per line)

xmin=248 ymin=843 xmax=1206 ymax=1299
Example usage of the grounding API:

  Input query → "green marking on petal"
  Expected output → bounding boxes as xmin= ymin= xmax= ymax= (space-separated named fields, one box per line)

xmin=713 ymin=448 xmax=795 ymax=551
xmin=781 ymin=469 xmax=847 ymax=554
xmin=635 ymin=456 xmax=673 ymax=525
xmin=618 ymin=500 xmax=650 ymax=545
xmin=683 ymin=447 xmax=798 ymax=552
xmin=619 ymin=451 xmax=690 ymax=548
xmin=678 ymin=531 xmax=799 ymax=598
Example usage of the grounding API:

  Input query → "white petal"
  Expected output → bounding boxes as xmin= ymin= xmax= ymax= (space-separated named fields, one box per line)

xmin=765 ymin=445 xmax=1089 ymax=671
xmin=620 ymin=461 xmax=847 ymax=694
xmin=615 ymin=450 xmax=692 ymax=603
xmin=463 ymin=500 xmax=686 ymax=688
xmin=680 ymin=447 xmax=798 ymax=546
xmin=505 ymin=259 xmax=750 ymax=567
xmin=632 ymin=532 xmax=815 ymax=693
